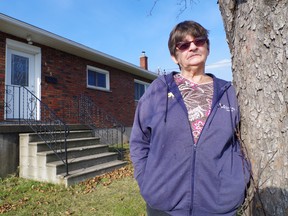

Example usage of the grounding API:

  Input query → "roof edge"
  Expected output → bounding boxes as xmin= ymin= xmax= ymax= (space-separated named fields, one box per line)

xmin=0 ymin=13 xmax=158 ymax=80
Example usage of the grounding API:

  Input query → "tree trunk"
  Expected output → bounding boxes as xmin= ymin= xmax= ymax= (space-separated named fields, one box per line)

xmin=218 ymin=0 xmax=288 ymax=215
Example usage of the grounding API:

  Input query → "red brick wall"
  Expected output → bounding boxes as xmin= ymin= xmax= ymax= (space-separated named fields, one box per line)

xmin=0 ymin=32 xmax=154 ymax=126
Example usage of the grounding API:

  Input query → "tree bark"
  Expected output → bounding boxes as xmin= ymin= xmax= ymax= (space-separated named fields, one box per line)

xmin=218 ymin=0 xmax=288 ymax=215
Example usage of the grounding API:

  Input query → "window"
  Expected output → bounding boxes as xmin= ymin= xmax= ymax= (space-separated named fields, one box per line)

xmin=134 ymin=80 xmax=150 ymax=101
xmin=87 ymin=66 xmax=110 ymax=91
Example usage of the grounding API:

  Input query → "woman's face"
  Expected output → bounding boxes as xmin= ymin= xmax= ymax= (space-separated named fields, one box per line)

xmin=172 ymin=34 xmax=209 ymax=71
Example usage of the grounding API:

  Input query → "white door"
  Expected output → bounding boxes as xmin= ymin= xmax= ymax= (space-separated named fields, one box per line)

xmin=5 ymin=43 xmax=41 ymax=120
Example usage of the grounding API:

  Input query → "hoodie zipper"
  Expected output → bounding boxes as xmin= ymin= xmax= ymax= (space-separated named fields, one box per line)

xmin=189 ymin=83 xmax=231 ymax=215
xmin=163 ymin=73 xmax=232 ymax=214
xmin=190 ymin=141 xmax=197 ymax=215
xmin=164 ymin=73 xmax=197 ymax=215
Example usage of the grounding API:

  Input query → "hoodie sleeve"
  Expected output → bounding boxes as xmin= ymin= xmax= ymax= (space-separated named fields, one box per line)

xmin=130 ymin=76 xmax=169 ymax=187
xmin=130 ymin=86 xmax=153 ymax=187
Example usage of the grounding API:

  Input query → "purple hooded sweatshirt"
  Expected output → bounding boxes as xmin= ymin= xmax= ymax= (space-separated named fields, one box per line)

xmin=130 ymin=72 xmax=250 ymax=216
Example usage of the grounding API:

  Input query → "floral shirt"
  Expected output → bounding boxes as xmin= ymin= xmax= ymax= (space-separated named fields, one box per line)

xmin=174 ymin=73 xmax=213 ymax=144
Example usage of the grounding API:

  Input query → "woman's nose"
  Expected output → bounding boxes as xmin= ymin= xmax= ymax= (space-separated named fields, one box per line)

xmin=188 ymin=42 xmax=198 ymax=51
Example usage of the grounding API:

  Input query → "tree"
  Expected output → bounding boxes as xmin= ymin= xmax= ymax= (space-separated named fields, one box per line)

xmin=218 ymin=1 xmax=288 ymax=215
xmin=153 ymin=0 xmax=288 ymax=215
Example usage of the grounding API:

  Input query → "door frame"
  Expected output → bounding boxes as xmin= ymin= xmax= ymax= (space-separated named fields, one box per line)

xmin=5 ymin=38 xmax=42 ymax=120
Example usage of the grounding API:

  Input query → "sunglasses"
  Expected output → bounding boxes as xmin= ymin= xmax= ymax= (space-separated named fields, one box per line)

xmin=176 ymin=36 xmax=207 ymax=51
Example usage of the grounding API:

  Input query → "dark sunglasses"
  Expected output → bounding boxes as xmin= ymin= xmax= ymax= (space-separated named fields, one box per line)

xmin=176 ymin=36 xmax=207 ymax=51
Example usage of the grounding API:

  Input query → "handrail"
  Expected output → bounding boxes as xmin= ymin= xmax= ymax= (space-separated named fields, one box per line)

xmin=70 ymin=94 xmax=125 ymax=159
xmin=4 ymin=85 xmax=70 ymax=176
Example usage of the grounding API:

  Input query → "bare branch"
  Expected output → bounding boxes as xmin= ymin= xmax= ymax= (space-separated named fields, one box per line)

xmin=148 ymin=0 xmax=160 ymax=16
xmin=149 ymin=0 xmax=199 ymax=18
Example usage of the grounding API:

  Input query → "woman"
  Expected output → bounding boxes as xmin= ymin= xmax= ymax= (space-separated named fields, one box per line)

xmin=130 ymin=20 xmax=250 ymax=216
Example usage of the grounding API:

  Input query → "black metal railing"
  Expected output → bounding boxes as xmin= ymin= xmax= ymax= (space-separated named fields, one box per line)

xmin=4 ymin=85 xmax=70 ymax=175
xmin=69 ymin=94 xmax=125 ymax=159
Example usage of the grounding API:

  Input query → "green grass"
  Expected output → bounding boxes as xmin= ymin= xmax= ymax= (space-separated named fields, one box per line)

xmin=0 ymin=155 xmax=146 ymax=216
xmin=0 ymin=144 xmax=246 ymax=216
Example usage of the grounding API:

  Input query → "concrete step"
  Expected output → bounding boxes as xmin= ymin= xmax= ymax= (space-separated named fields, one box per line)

xmin=29 ymin=137 xmax=101 ymax=152
xmin=19 ymin=127 xmax=126 ymax=187
xmin=37 ymin=144 xmax=109 ymax=163
xmin=58 ymin=160 xmax=128 ymax=186
xmin=47 ymin=152 xmax=119 ymax=174
xmin=27 ymin=130 xmax=94 ymax=142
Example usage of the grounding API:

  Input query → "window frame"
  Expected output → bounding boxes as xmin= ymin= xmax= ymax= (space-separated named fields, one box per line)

xmin=134 ymin=79 xmax=150 ymax=101
xmin=86 ymin=65 xmax=110 ymax=91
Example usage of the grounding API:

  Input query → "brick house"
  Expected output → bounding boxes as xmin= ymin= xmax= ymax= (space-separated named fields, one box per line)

xmin=0 ymin=13 xmax=157 ymax=185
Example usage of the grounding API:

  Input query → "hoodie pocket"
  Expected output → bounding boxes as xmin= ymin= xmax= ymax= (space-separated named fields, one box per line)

xmin=217 ymin=151 xmax=250 ymax=211
xmin=139 ymin=149 xmax=192 ymax=212
xmin=140 ymin=165 xmax=177 ymax=211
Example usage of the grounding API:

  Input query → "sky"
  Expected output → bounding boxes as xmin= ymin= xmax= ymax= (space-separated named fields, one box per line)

xmin=0 ymin=0 xmax=232 ymax=80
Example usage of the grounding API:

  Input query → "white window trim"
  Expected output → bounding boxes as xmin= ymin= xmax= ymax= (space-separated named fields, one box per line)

xmin=87 ymin=65 xmax=110 ymax=91
xmin=134 ymin=79 xmax=150 ymax=101
xmin=134 ymin=79 xmax=150 ymax=86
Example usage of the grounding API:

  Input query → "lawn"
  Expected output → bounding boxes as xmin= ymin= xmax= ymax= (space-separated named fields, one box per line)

xmin=0 ymin=154 xmax=146 ymax=216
